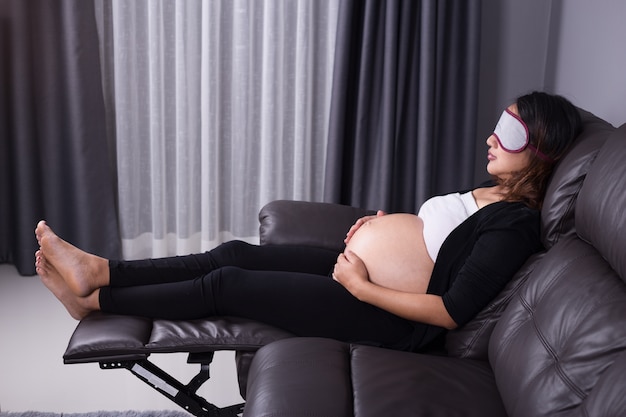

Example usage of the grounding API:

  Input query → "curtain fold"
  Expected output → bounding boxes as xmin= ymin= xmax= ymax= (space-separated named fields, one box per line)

xmin=99 ymin=1 xmax=339 ymax=260
xmin=0 ymin=0 xmax=483 ymax=273
xmin=0 ymin=0 xmax=121 ymax=275
xmin=324 ymin=0 xmax=481 ymax=213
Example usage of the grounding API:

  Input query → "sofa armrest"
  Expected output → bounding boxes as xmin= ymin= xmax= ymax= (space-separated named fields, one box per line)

xmin=244 ymin=338 xmax=354 ymax=416
xmin=258 ymin=200 xmax=375 ymax=252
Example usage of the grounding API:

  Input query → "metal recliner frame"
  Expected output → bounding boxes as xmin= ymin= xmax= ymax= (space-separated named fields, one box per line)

xmin=63 ymin=312 xmax=294 ymax=416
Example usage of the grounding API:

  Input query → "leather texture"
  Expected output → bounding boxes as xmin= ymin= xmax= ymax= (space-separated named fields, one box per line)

xmin=246 ymin=337 xmax=508 ymax=417
xmin=445 ymin=110 xmax=614 ymax=360
xmin=64 ymin=313 xmax=153 ymax=363
xmin=244 ymin=338 xmax=354 ymax=417
xmin=540 ymin=109 xmax=614 ymax=249
xmin=444 ymin=251 xmax=545 ymax=360
xmin=488 ymin=126 xmax=626 ymax=416
xmin=63 ymin=110 xmax=626 ymax=416
xmin=243 ymin=112 xmax=626 ymax=417
xmin=259 ymin=199 xmax=374 ymax=252
xmin=64 ymin=313 xmax=293 ymax=363
xmin=575 ymin=125 xmax=626 ymax=280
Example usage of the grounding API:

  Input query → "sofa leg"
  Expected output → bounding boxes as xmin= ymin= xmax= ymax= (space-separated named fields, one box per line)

xmin=99 ymin=358 xmax=245 ymax=417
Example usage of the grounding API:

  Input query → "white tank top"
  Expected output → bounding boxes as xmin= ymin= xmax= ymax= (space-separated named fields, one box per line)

xmin=418 ymin=191 xmax=479 ymax=262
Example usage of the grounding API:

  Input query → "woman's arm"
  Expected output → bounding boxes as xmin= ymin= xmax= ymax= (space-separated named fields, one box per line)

xmin=333 ymin=250 xmax=457 ymax=329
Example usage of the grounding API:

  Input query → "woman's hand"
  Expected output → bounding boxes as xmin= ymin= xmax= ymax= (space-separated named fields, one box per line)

xmin=332 ymin=250 xmax=370 ymax=299
xmin=344 ymin=210 xmax=386 ymax=244
xmin=333 ymin=251 xmax=457 ymax=329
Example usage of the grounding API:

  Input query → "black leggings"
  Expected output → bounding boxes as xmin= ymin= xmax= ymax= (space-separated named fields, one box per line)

xmin=99 ymin=240 xmax=415 ymax=350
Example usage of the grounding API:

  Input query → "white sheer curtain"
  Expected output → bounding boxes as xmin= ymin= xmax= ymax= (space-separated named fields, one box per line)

xmin=96 ymin=0 xmax=339 ymax=259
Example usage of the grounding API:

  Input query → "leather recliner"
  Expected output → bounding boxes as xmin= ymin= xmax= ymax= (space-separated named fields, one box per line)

xmin=63 ymin=109 xmax=626 ymax=417
xmin=243 ymin=111 xmax=626 ymax=416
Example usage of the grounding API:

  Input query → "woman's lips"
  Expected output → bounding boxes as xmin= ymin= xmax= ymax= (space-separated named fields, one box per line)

xmin=488 ymin=152 xmax=496 ymax=161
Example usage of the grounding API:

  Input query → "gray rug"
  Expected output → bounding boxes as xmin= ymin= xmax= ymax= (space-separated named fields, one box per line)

xmin=0 ymin=412 xmax=191 ymax=417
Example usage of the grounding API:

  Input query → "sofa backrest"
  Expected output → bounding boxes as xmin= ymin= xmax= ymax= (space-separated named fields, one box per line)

xmin=540 ymin=109 xmax=616 ymax=248
xmin=488 ymin=124 xmax=626 ymax=417
xmin=445 ymin=109 xmax=615 ymax=359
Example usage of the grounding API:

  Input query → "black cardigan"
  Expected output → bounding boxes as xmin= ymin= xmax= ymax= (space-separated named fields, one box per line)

xmin=410 ymin=201 xmax=543 ymax=351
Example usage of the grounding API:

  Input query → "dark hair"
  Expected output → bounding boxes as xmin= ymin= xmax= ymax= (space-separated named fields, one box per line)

xmin=497 ymin=91 xmax=582 ymax=209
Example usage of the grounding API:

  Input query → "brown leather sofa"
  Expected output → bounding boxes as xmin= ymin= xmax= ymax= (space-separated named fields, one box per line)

xmin=243 ymin=111 xmax=626 ymax=416
xmin=63 ymin=109 xmax=625 ymax=417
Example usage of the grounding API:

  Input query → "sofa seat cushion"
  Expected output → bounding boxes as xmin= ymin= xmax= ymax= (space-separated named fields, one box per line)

xmin=349 ymin=344 xmax=507 ymax=417
xmin=244 ymin=337 xmax=507 ymax=417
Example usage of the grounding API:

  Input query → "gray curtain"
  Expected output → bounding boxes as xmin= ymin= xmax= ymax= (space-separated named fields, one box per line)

xmin=0 ymin=0 xmax=120 ymax=275
xmin=324 ymin=0 xmax=481 ymax=213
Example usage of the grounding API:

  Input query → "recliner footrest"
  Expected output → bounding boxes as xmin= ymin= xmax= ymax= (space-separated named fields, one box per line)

xmin=64 ymin=312 xmax=294 ymax=364
xmin=63 ymin=312 xmax=294 ymax=416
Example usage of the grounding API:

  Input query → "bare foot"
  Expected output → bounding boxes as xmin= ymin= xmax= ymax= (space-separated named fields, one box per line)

xmin=36 ymin=250 xmax=98 ymax=320
xmin=35 ymin=221 xmax=109 ymax=297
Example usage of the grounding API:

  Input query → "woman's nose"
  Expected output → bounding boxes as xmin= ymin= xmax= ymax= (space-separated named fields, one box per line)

xmin=486 ymin=134 xmax=497 ymax=147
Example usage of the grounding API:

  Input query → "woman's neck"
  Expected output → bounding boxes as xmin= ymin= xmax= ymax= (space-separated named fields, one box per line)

xmin=472 ymin=185 xmax=507 ymax=209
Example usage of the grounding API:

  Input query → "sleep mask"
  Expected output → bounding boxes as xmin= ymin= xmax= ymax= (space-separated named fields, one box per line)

xmin=493 ymin=109 xmax=552 ymax=161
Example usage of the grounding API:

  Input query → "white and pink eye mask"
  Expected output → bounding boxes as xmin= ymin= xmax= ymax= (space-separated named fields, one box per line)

xmin=493 ymin=109 xmax=552 ymax=161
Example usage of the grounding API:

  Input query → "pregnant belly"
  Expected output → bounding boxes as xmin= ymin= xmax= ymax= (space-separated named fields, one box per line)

xmin=345 ymin=213 xmax=434 ymax=294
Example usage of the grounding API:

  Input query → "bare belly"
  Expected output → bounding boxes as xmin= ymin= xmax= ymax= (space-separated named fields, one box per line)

xmin=345 ymin=213 xmax=434 ymax=294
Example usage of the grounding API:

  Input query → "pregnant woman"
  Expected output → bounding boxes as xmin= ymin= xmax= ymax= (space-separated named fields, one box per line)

xmin=35 ymin=92 xmax=581 ymax=352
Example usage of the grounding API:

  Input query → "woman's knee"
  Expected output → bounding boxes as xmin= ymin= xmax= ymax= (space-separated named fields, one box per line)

xmin=209 ymin=240 xmax=256 ymax=265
